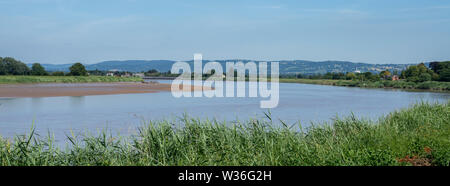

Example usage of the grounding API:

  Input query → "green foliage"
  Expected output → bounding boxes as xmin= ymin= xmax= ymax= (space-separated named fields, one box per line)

xmin=0 ymin=102 xmax=448 ymax=166
xmin=278 ymin=62 xmax=449 ymax=91
xmin=439 ymin=68 xmax=450 ymax=82
xmin=69 ymin=63 xmax=88 ymax=76
xmin=147 ymin=69 xmax=159 ymax=74
xmin=280 ymin=78 xmax=450 ymax=91
xmin=0 ymin=57 xmax=30 ymax=75
xmin=87 ymin=69 xmax=106 ymax=76
xmin=430 ymin=61 xmax=450 ymax=81
xmin=31 ymin=63 xmax=48 ymax=76
xmin=0 ymin=57 xmax=4 ymax=75
xmin=380 ymin=70 xmax=391 ymax=79
xmin=418 ymin=73 xmax=431 ymax=82
xmin=345 ymin=72 xmax=356 ymax=80
xmin=403 ymin=63 xmax=438 ymax=83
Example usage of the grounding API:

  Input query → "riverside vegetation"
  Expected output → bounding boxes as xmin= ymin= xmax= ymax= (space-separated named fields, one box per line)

xmin=279 ymin=78 xmax=450 ymax=91
xmin=0 ymin=75 xmax=142 ymax=84
xmin=0 ymin=101 xmax=448 ymax=166
xmin=279 ymin=62 xmax=450 ymax=91
xmin=152 ymin=61 xmax=450 ymax=91
xmin=0 ymin=57 xmax=142 ymax=83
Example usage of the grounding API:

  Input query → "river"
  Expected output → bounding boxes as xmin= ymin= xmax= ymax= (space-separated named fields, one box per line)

xmin=0 ymin=80 xmax=448 ymax=144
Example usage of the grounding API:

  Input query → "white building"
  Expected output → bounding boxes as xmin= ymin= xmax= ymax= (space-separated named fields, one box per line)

xmin=133 ymin=73 xmax=145 ymax=78
xmin=106 ymin=69 xmax=119 ymax=77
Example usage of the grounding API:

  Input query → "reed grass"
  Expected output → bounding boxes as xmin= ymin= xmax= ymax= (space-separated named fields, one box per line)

xmin=279 ymin=78 xmax=450 ymax=91
xmin=0 ymin=102 xmax=448 ymax=166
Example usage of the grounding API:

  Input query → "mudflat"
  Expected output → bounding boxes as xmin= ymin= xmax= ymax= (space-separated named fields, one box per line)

xmin=0 ymin=82 xmax=208 ymax=98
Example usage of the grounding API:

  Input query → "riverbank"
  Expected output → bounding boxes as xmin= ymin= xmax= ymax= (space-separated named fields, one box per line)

xmin=279 ymin=78 xmax=450 ymax=91
xmin=135 ymin=76 xmax=450 ymax=92
xmin=0 ymin=82 xmax=208 ymax=97
xmin=279 ymin=78 xmax=345 ymax=86
xmin=0 ymin=75 xmax=142 ymax=84
xmin=0 ymin=101 xmax=448 ymax=166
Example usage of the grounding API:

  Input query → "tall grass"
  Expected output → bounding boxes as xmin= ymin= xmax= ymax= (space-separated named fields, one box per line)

xmin=334 ymin=80 xmax=450 ymax=91
xmin=0 ymin=75 xmax=142 ymax=84
xmin=279 ymin=78 xmax=450 ymax=91
xmin=0 ymin=102 xmax=449 ymax=166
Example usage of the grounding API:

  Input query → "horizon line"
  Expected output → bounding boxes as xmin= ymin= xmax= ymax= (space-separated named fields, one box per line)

xmin=20 ymin=59 xmax=431 ymax=66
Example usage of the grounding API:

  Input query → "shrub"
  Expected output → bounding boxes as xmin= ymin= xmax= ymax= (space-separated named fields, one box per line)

xmin=31 ymin=63 xmax=48 ymax=76
xmin=69 ymin=63 xmax=88 ymax=76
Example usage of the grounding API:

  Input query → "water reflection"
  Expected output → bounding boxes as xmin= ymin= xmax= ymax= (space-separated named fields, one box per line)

xmin=69 ymin=96 xmax=85 ymax=109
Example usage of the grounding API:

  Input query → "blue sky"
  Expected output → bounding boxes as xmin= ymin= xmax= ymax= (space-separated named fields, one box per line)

xmin=1 ymin=0 xmax=450 ymax=64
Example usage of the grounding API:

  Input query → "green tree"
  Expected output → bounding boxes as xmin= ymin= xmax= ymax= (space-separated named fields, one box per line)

xmin=31 ymin=63 xmax=48 ymax=76
xmin=430 ymin=61 xmax=450 ymax=81
xmin=432 ymin=73 xmax=440 ymax=81
xmin=0 ymin=57 xmax=30 ymax=75
xmin=379 ymin=70 xmax=391 ymax=80
xmin=363 ymin=72 xmax=372 ymax=80
xmin=69 ymin=63 xmax=88 ymax=76
xmin=418 ymin=73 xmax=431 ymax=82
xmin=403 ymin=63 xmax=437 ymax=83
xmin=438 ymin=68 xmax=450 ymax=81
xmin=0 ymin=57 xmax=5 ymax=75
xmin=345 ymin=72 xmax=356 ymax=80
xmin=405 ymin=66 xmax=419 ymax=78
xmin=147 ymin=69 xmax=159 ymax=74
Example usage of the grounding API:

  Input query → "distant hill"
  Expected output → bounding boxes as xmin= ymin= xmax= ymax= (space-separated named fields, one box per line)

xmin=28 ymin=63 xmax=75 ymax=72
xmin=30 ymin=60 xmax=417 ymax=75
xmin=86 ymin=60 xmax=176 ymax=72
xmin=276 ymin=60 xmax=413 ymax=74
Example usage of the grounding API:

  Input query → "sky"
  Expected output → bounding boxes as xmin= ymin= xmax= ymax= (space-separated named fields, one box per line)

xmin=1 ymin=0 xmax=450 ymax=64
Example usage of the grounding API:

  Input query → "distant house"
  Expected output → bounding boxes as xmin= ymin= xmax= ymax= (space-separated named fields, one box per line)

xmin=107 ymin=69 xmax=119 ymax=77
xmin=133 ymin=73 xmax=145 ymax=78
xmin=121 ymin=72 xmax=132 ymax=77
xmin=354 ymin=70 xmax=361 ymax=73
xmin=392 ymin=75 xmax=399 ymax=81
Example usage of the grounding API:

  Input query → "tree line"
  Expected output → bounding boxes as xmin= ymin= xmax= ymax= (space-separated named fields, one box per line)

xmin=0 ymin=57 xmax=88 ymax=76
xmin=2 ymin=57 xmax=449 ymax=82
xmin=281 ymin=61 xmax=450 ymax=83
